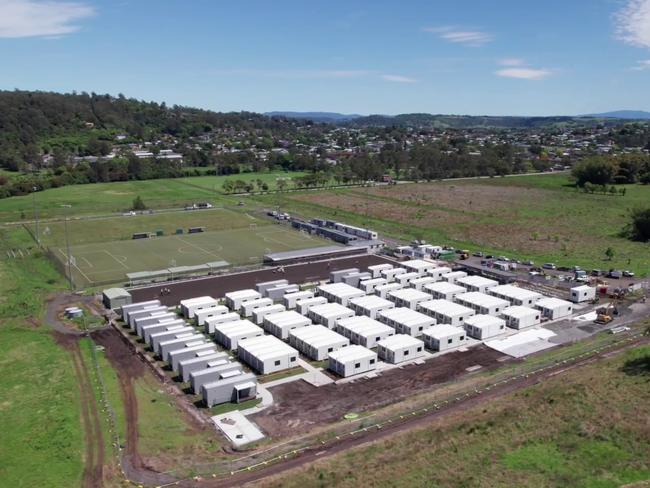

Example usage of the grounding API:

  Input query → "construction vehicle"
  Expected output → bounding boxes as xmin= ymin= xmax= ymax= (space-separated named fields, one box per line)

xmin=594 ymin=300 xmax=618 ymax=325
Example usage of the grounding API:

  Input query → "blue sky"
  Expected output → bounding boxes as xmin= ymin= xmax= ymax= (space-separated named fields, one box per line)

xmin=1 ymin=0 xmax=649 ymax=115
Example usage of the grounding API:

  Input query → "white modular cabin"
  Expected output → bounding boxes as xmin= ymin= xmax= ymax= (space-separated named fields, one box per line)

xmin=423 ymin=281 xmax=467 ymax=301
xmin=336 ymin=316 xmax=395 ymax=348
xmin=317 ymin=283 xmax=365 ymax=306
xmin=330 ymin=268 xmax=359 ymax=283
xmin=308 ymin=303 xmax=355 ymax=329
xmin=410 ymin=276 xmax=437 ymax=291
xmin=127 ymin=306 xmax=168 ymax=329
xmin=149 ymin=326 xmax=195 ymax=349
xmin=255 ymin=279 xmax=288 ymax=295
xmin=535 ymin=297 xmax=573 ymax=320
xmin=464 ymin=314 xmax=506 ymax=340
xmin=341 ymin=272 xmax=372 ymax=288
xmin=328 ymin=345 xmax=377 ymax=377
xmin=348 ymin=295 xmax=395 ymax=319
xmin=214 ymin=320 xmax=264 ymax=350
xmin=489 ymin=285 xmax=543 ymax=307
xmin=441 ymin=271 xmax=468 ymax=285
xmin=376 ymin=307 xmax=436 ymax=337
xmin=359 ymin=277 xmax=387 ymax=294
xmin=120 ymin=300 xmax=160 ymax=321
xmin=500 ymin=306 xmax=541 ymax=329
xmin=195 ymin=305 xmax=229 ymax=326
xmin=204 ymin=312 xmax=241 ymax=334
xmin=190 ymin=362 xmax=244 ymax=394
xmin=377 ymin=334 xmax=425 ymax=364
xmin=456 ymin=275 xmax=499 ymax=293
xmin=225 ymin=289 xmax=262 ymax=311
xmin=134 ymin=312 xmax=177 ymax=336
xmin=178 ymin=352 xmax=229 ymax=382
xmin=387 ymin=288 xmax=433 ymax=310
xmin=427 ymin=266 xmax=452 ymax=281
xmin=252 ymin=304 xmax=286 ymax=325
xmin=237 ymin=335 xmax=299 ymax=374
xmin=381 ymin=267 xmax=407 ymax=283
xmin=367 ymin=263 xmax=393 ymax=278
xmin=402 ymin=259 xmax=436 ymax=276
xmin=159 ymin=335 xmax=205 ymax=362
xmin=283 ymin=290 xmax=314 ymax=310
xmin=263 ymin=310 xmax=311 ymax=340
xmin=397 ymin=272 xmax=422 ymax=287
xmin=240 ymin=297 xmax=274 ymax=317
xmin=296 ymin=296 xmax=328 ymax=315
xmin=288 ymin=325 xmax=350 ymax=361
xmin=266 ymin=284 xmax=299 ymax=302
xmin=417 ymin=299 xmax=475 ymax=327
xmin=422 ymin=324 xmax=466 ymax=351
xmin=141 ymin=320 xmax=186 ymax=343
xmin=570 ymin=285 xmax=596 ymax=303
xmin=202 ymin=372 xmax=257 ymax=407
xmin=168 ymin=343 xmax=217 ymax=372
xmin=180 ymin=296 xmax=219 ymax=319
xmin=374 ymin=282 xmax=403 ymax=299
xmin=455 ymin=292 xmax=510 ymax=316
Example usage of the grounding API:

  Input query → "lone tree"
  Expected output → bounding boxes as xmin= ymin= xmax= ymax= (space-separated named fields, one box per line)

xmin=132 ymin=195 xmax=146 ymax=211
xmin=604 ymin=247 xmax=615 ymax=261
xmin=627 ymin=207 xmax=650 ymax=242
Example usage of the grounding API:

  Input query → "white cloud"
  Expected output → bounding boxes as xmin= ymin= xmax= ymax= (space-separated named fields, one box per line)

xmin=495 ymin=67 xmax=553 ymax=80
xmin=615 ymin=0 xmax=650 ymax=48
xmin=498 ymin=58 xmax=525 ymax=66
xmin=0 ymin=0 xmax=95 ymax=38
xmin=423 ymin=26 xmax=493 ymax=46
xmin=631 ymin=59 xmax=650 ymax=69
xmin=380 ymin=74 xmax=417 ymax=83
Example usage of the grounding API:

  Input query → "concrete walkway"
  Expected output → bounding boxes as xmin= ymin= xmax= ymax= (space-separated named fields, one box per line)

xmin=240 ymin=385 xmax=274 ymax=415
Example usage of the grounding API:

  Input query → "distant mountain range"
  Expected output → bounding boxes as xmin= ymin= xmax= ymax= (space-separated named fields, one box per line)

xmin=265 ymin=111 xmax=362 ymax=122
xmin=583 ymin=110 xmax=650 ymax=119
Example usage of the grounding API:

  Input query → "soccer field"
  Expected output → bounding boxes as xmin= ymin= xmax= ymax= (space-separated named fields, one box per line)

xmin=53 ymin=224 xmax=333 ymax=287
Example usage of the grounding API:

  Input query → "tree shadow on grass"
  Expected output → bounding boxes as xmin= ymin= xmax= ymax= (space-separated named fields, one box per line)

xmin=621 ymin=355 xmax=650 ymax=377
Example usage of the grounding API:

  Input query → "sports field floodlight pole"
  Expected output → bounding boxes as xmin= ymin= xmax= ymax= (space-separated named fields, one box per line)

xmin=61 ymin=204 xmax=74 ymax=290
xmin=32 ymin=186 xmax=40 ymax=246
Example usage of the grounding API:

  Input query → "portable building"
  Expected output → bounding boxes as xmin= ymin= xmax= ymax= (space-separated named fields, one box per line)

xmin=376 ymin=307 xmax=435 ymax=337
xmin=570 ymin=285 xmax=596 ymax=303
xmin=225 ymin=289 xmax=262 ymax=310
xmin=500 ymin=306 xmax=541 ymax=329
xmin=359 ymin=277 xmax=387 ymax=294
xmin=204 ymin=312 xmax=240 ymax=334
xmin=489 ymin=285 xmax=543 ymax=307
xmin=255 ymin=279 xmax=288 ymax=295
xmin=127 ymin=306 xmax=168 ymax=328
xmin=149 ymin=326 xmax=195 ymax=349
xmin=381 ymin=267 xmax=406 ymax=282
xmin=134 ymin=312 xmax=177 ymax=336
xmin=423 ymin=281 xmax=467 ymax=301
xmin=402 ymin=259 xmax=436 ymax=276
xmin=427 ymin=266 xmax=452 ymax=281
xmin=296 ymin=296 xmax=328 ymax=315
xmin=410 ymin=276 xmax=437 ymax=291
xmin=336 ymin=316 xmax=395 ymax=348
xmin=195 ymin=305 xmax=229 ymax=326
xmin=422 ymin=324 xmax=466 ymax=351
xmin=396 ymin=272 xmax=422 ymax=287
xmin=308 ymin=303 xmax=355 ymax=329
xmin=374 ymin=282 xmax=403 ymax=299
xmin=328 ymin=345 xmax=377 ymax=377
xmin=178 ymin=352 xmax=229 ymax=382
xmin=367 ymin=263 xmax=393 ymax=278
xmin=159 ymin=335 xmax=205 ymax=362
xmin=141 ymin=320 xmax=186 ymax=343
xmin=263 ymin=310 xmax=311 ymax=340
xmin=283 ymin=290 xmax=314 ymax=309
xmin=214 ymin=320 xmax=264 ymax=350
xmin=442 ymin=271 xmax=468 ymax=284
xmin=387 ymin=288 xmax=433 ymax=310
xmin=237 ymin=335 xmax=299 ymax=374
xmin=102 ymin=287 xmax=131 ymax=310
xmin=463 ymin=314 xmax=506 ymax=340
xmin=288 ymin=325 xmax=350 ymax=360
xmin=535 ymin=297 xmax=573 ymax=320
xmin=240 ymin=297 xmax=274 ymax=317
xmin=377 ymin=334 xmax=425 ymax=364
xmin=317 ymin=283 xmax=365 ymax=306
xmin=342 ymin=272 xmax=372 ymax=288
xmin=180 ymin=296 xmax=219 ymax=319
xmin=455 ymin=292 xmax=510 ymax=316
xmin=120 ymin=300 xmax=160 ymax=321
xmin=266 ymin=283 xmax=299 ymax=302
xmin=202 ymin=372 xmax=258 ymax=407
xmin=168 ymin=343 xmax=217 ymax=372
xmin=349 ymin=295 xmax=395 ymax=319
xmin=417 ymin=299 xmax=475 ymax=327
xmin=330 ymin=268 xmax=359 ymax=283
xmin=190 ymin=362 xmax=244 ymax=394
xmin=252 ymin=304 xmax=286 ymax=325
xmin=456 ymin=275 xmax=499 ymax=293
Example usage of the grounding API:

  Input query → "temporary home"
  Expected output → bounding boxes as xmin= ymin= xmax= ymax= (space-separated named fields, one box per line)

xmin=295 ymin=296 xmax=328 ymax=315
xmin=489 ymin=285 xmax=542 ymax=307
xmin=570 ymin=285 xmax=596 ymax=303
xmin=427 ymin=266 xmax=452 ymax=281
xmin=397 ymin=272 xmax=422 ymax=287
xmin=237 ymin=335 xmax=299 ymax=374
xmin=367 ymin=263 xmax=393 ymax=278
xmin=463 ymin=314 xmax=506 ymax=340
xmin=456 ymin=275 xmax=499 ymax=293
xmin=195 ymin=305 xmax=229 ymax=326
xmin=377 ymin=334 xmax=425 ymax=364
xmin=288 ymin=325 xmax=350 ymax=360
xmin=359 ymin=277 xmax=387 ymax=294
xmin=455 ymin=292 xmax=509 ymax=316
xmin=159 ymin=335 xmax=205 ymax=362
xmin=252 ymin=304 xmax=286 ymax=325
xmin=308 ymin=302 xmax=355 ymax=329
xmin=102 ymin=287 xmax=131 ymax=310
xmin=317 ymin=283 xmax=365 ymax=306
xmin=410 ymin=276 xmax=437 ymax=291
xmin=336 ymin=316 xmax=395 ymax=348
xmin=330 ymin=268 xmax=359 ymax=283
xmin=178 ymin=351 xmax=229 ymax=382
xmin=127 ymin=306 xmax=168 ymax=329
xmin=190 ymin=362 xmax=244 ymax=394
xmin=180 ymin=296 xmax=219 ymax=319
xmin=283 ymin=290 xmax=314 ymax=309
xmin=266 ymin=283 xmax=300 ymax=302
xmin=263 ymin=310 xmax=311 ymax=340
xmin=417 ymin=299 xmax=475 ymax=327
xmin=120 ymin=300 xmax=160 ymax=321
xmin=134 ymin=312 xmax=177 ymax=336
xmin=422 ymin=324 xmax=466 ymax=351
xmin=214 ymin=320 xmax=264 ymax=350
xmin=202 ymin=372 xmax=257 ymax=407
xmin=240 ymin=297 xmax=274 ymax=317
xmin=168 ymin=343 xmax=217 ymax=372
xmin=381 ymin=267 xmax=407 ymax=282
xmin=255 ymin=279 xmax=288 ymax=295
xmin=349 ymin=295 xmax=395 ymax=319
xmin=141 ymin=320 xmax=186 ymax=343
xmin=441 ymin=271 xmax=468 ymax=284
xmin=328 ymin=345 xmax=377 ymax=377
xmin=374 ymin=282 xmax=403 ymax=299
xmin=341 ymin=271 xmax=372 ymax=288
xmin=500 ymin=306 xmax=541 ymax=329
xmin=387 ymin=288 xmax=433 ymax=310
xmin=149 ymin=326 xmax=195 ymax=349
xmin=225 ymin=289 xmax=262 ymax=310
xmin=423 ymin=281 xmax=467 ymax=301
xmin=376 ymin=307 xmax=435 ymax=337
xmin=535 ymin=297 xmax=573 ymax=320
xmin=402 ymin=259 xmax=436 ymax=276
xmin=204 ymin=312 xmax=240 ymax=334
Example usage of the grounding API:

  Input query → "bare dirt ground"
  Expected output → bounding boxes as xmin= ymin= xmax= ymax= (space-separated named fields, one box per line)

xmin=252 ymin=345 xmax=509 ymax=439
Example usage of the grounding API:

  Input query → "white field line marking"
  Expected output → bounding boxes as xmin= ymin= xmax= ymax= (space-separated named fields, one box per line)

xmin=104 ymin=250 xmax=129 ymax=270
xmin=174 ymin=236 xmax=222 ymax=260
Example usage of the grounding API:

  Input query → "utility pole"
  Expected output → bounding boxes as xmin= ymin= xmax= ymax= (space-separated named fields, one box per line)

xmin=62 ymin=204 xmax=74 ymax=290
xmin=32 ymin=187 xmax=40 ymax=246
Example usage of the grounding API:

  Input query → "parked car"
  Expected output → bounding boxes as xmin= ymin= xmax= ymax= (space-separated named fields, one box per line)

xmin=591 ymin=269 xmax=602 ymax=277
xmin=542 ymin=263 xmax=557 ymax=270
xmin=622 ymin=270 xmax=635 ymax=277
xmin=557 ymin=266 xmax=571 ymax=272
xmin=485 ymin=255 xmax=494 ymax=259
xmin=608 ymin=270 xmax=623 ymax=279
xmin=473 ymin=251 xmax=484 ymax=257
xmin=523 ymin=260 xmax=534 ymax=266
